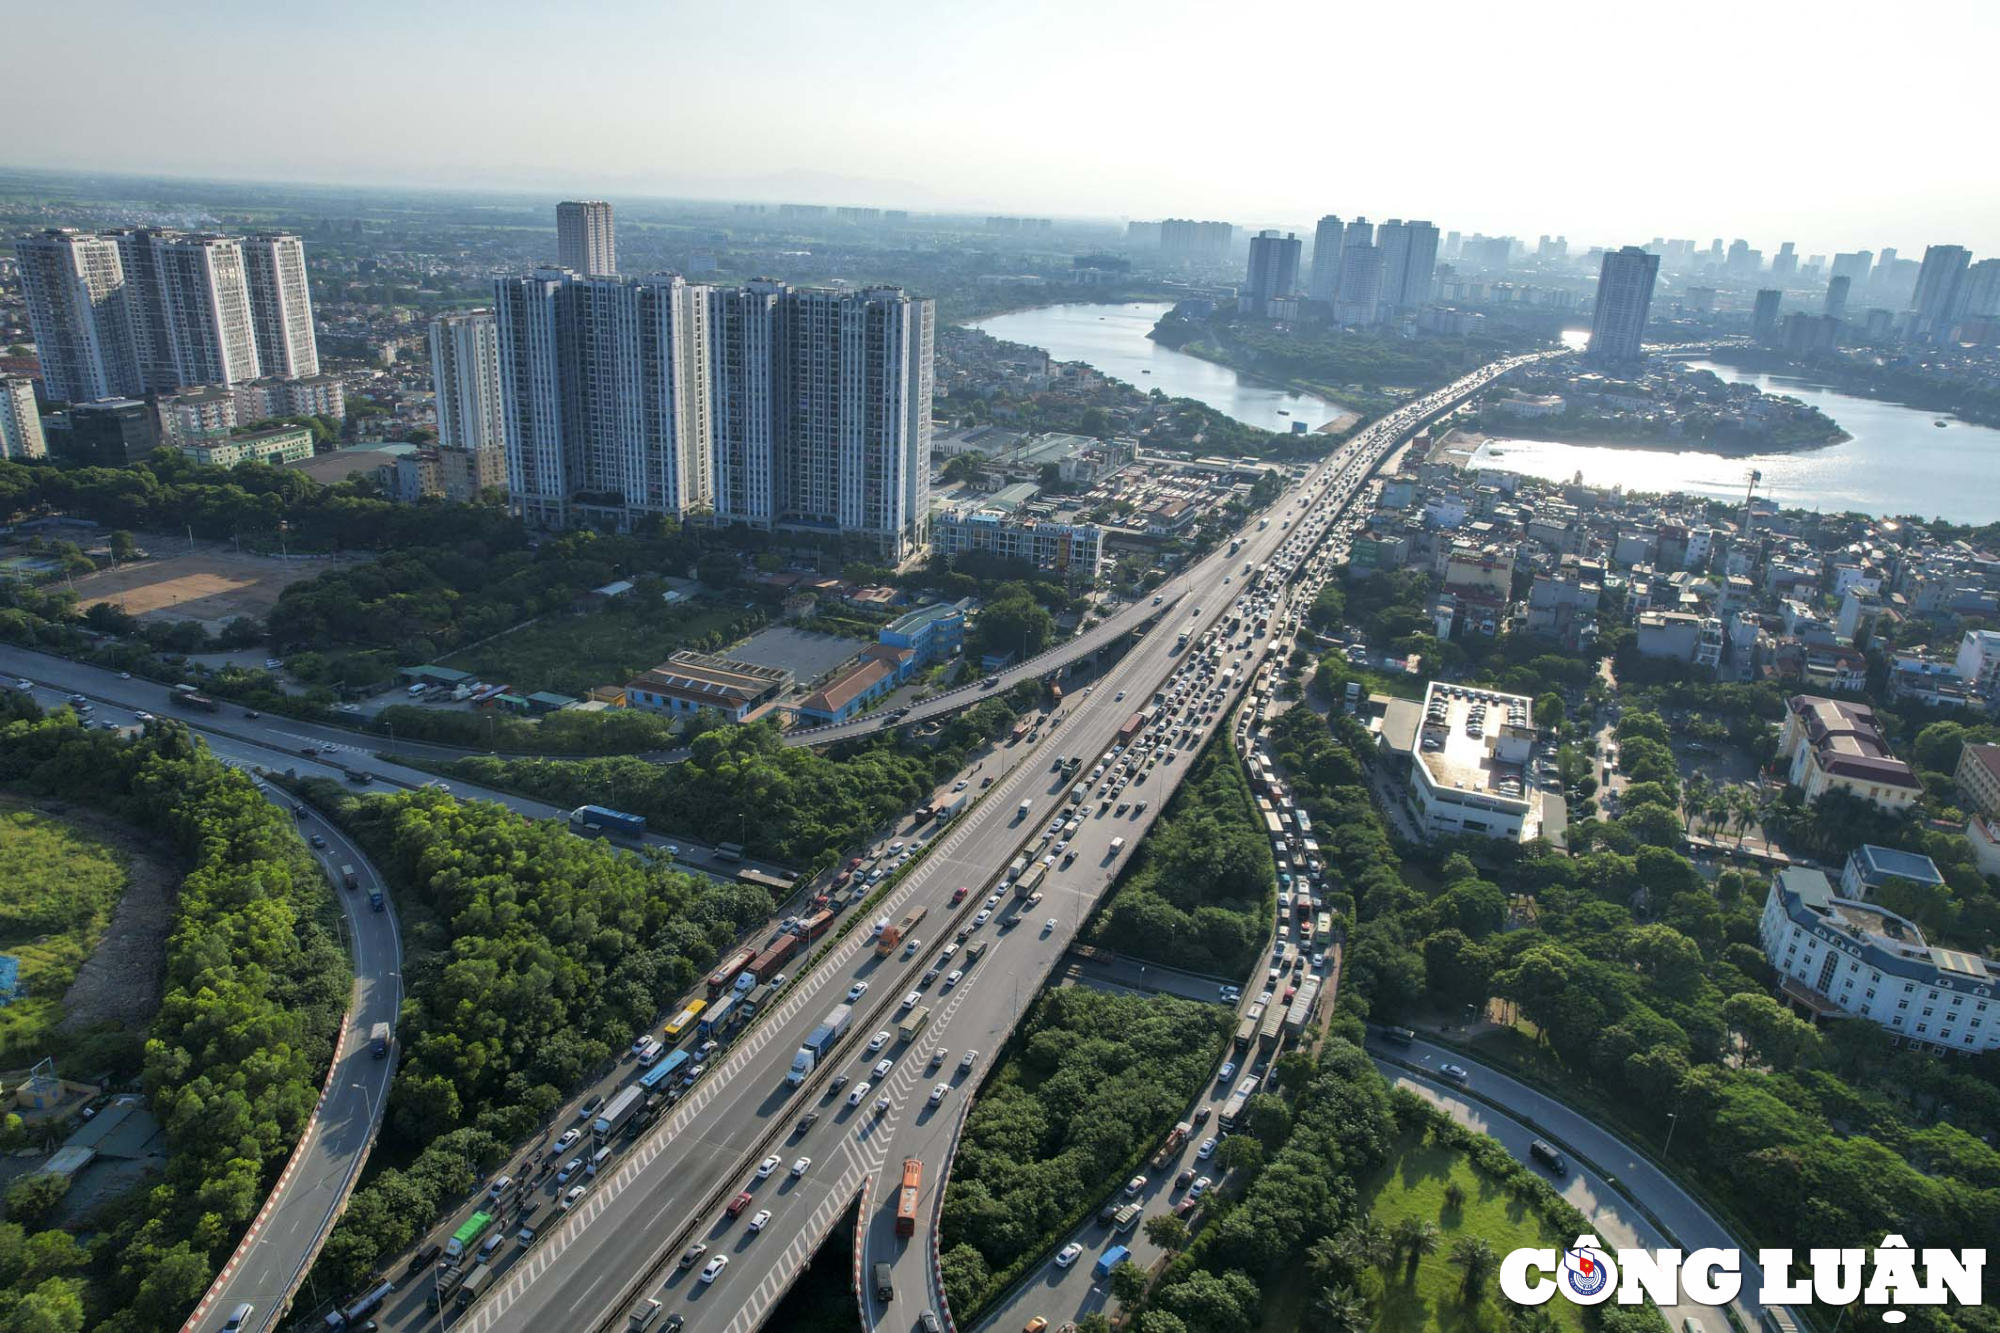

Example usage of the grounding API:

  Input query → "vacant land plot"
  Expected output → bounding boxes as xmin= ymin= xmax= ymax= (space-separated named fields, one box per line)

xmin=725 ymin=625 xmax=867 ymax=686
xmin=0 ymin=802 xmax=168 ymax=1063
xmin=442 ymin=601 xmax=763 ymax=696
xmin=69 ymin=544 xmax=354 ymax=632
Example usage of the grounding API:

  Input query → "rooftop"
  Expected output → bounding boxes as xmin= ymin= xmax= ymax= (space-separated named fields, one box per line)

xmin=1847 ymin=843 xmax=1945 ymax=888
xmin=1412 ymin=682 xmax=1535 ymax=808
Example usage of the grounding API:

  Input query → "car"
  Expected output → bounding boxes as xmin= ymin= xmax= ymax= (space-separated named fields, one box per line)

xmin=679 ymin=1242 xmax=710 ymax=1269
xmin=578 ymin=1093 xmax=604 ymax=1118
xmin=1125 ymin=1174 xmax=1146 ymax=1195
xmin=1190 ymin=1175 xmax=1212 ymax=1198
xmin=1175 ymin=1195 xmax=1198 ymax=1217
xmin=1439 ymin=1063 xmax=1469 ymax=1083
xmin=952 ymin=885 xmax=970 ymax=904
xmin=849 ymin=1082 xmax=872 ymax=1106
xmin=555 ymin=1128 xmax=581 ymax=1152
xmin=973 ymin=910 xmax=991 ymax=926
xmin=791 ymin=1156 xmax=811 ymax=1177
xmin=847 ymin=982 xmax=869 ymax=1002
xmin=700 ymin=1254 xmax=729 ymax=1283
xmin=748 ymin=1209 xmax=771 ymax=1233
xmin=921 ymin=967 xmax=940 ymax=986
xmin=406 ymin=1242 xmax=443 ymax=1275
xmin=1197 ymin=1137 xmax=1217 ymax=1159
xmin=561 ymin=1184 xmax=587 ymax=1211
xmin=697 ymin=1039 xmax=719 ymax=1059
xmin=1192 ymin=1106 xmax=1211 ymax=1126
xmin=901 ymin=990 xmax=921 ymax=1010
xmin=793 ymin=1113 xmax=819 ymax=1136
xmin=221 ymin=1302 xmax=256 ymax=1331
xmin=309 ymin=833 xmax=327 ymax=849
xmin=1042 ymin=917 xmax=1056 ymax=934
xmin=489 ymin=1174 xmax=515 ymax=1200
xmin=1024 ymin=1319 xmax=1048 ymax=1333
xmin=889 ymin=840 xmax=905 ymax=854
xmin=1176 ymin=1167 xmax=1196 ymax=1190
xmin=756 ymin=1154 xmax=781 ymax=1179
xmin=875 ymin=1095 xmax=891 ymax=1116
xmin=943 ymin=969 xmax=964 ymax=990
xmin=986 ymin=892 xmax=1003 ymax=908
xmin=929 ymin=1082 xmax=948 ymax=1106
xmin=874 ymin=1057 xmax=894 ymax=1079
xmin=727 ymin=1190 xmax=754 ymax=1217
xmin=556 ymin=1157 xmax=584 ymax=1183
xmin=630 ymin=1297 xmax=664 ymax=1330
xmin=868 ymin=1030 xmax=892 ymax=1053
xmin=960 ymin=1050 xmax=978 ymax=1072
xmin=1218 ymin=1061 xmax=1236 ymax=1083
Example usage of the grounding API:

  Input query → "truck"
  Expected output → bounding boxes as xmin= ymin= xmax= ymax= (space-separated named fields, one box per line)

xmin=876 ymin=906 xmax=928 ymax=957
xmin=706 ymin=948 xmax=757 ymax=995
xmin=1069 ymin=782 xmax=1087 ymax=805
xmin=788 ymin=1003 xmax=853 ymax=1086
xmin=445 ymin=1210 xmax=496 ymax=1261
xmin=698 ymin=994 xmax=739 ymax=1039
xmin=1117 ymin=711 xmax=1146 ymax=744
xmin=1151 ymin=1121 xmax=1192 ymax=1170
xmin=929 ymin=792 xmax=968 ymax=822
xmin=1014 ymin=861 xmax=1049 ymax=899
xmin=898 ymin=1004 xmax=932 ymax=1043
xmin=568 ymin=805 xmax=648 ymax=840
xmin=1016 ymin=799 xmax=1032 ymax=822
xmin=1007 ymin=855 xmax=1028 ymax=881
xmin=370 ymin=1021 xmax=392 ymax=1058
xmin=594 ymin=1084 xmax=645 ymax=1139
xmin=1094 ymin=1244 xmax=1132 ymax=1280
xmin=170 ymin=684 xmax=219 ymax=712
xmin=455 ymin=1264 xmax=492 ymax=1310
xmin=339 ymin=864 xmax=358 ymax=890
xmin=742 ymin=934 xmax=799 ymax=986
xmin=1233 ymin=1014 xmax=1257 ymax=1051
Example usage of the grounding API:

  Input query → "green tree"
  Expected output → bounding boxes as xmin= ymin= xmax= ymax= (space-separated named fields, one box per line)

xmin=1450 ymin=1236 xmax=1500 ymax=1304
xmin=2 ymin=1175 xmax=68 ymax=1228
xmin=1396 ymin=1217 xmax=1440 ymax=1280
xmin=1110 ymin=1258 xmax=1149 ymax=1306
xmin=1215 ymin=1134 xmax=1265 ymax=1175
xmin=1308 ymin=1284 xmax=1369 ymax=1333
xmin=1144 ymin=1212 xmax=1191 ymax=1253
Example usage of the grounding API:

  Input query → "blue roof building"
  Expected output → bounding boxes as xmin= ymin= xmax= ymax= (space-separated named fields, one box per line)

xmin=1840 ymin=844 xmax=1946 ymax=901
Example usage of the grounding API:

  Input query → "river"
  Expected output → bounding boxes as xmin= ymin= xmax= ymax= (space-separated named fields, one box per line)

xmin=1466 ymin=356 xmax=1999 ymax=522
xmin=967 ymin=301 xmax=1356 ymax=434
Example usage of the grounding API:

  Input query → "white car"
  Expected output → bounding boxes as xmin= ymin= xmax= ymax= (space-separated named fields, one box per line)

xmin=791 ymin=1157 xmax=812 ymax=1177
xmin=874 ymin=1058 xmax=894 ymax=1079
xmin=929 ymin=1082 xmax=949 ymax=1106
xmin=973 ymin=909 xmax=992 ymax=927
xmin=901 ymin=990 xmax=921 ymax=1010
xmin=555 ymin=1128 xmax=581 ymax=1153
xmin=848 ymin=982 xmax=869 ymax=1002
xmin=985 ymin=893 xmax=1002 ymax=909
xmin=960 ymin=1050 xmax=979 ymax=1071
xmin=943 ymin=969 xmax=964 ymax=990
xmin=868 ymin=1030 xmax=892 ymax=1053
xmin=701 ymin=1255 xmax=729 ymax=1284
xmin=748 ymin=1209 xmax=771 ymax=1234
xmin=1125 ymin=1174 xmax=1147 ymax=1196
xmin=560 ymin=1184 xmax=587 ymax=1211
xmin=1197 ymin=1137 xmax=1217 ymax=1159
xmin=1043 ymin=918 xmax=1056 ymax=934
xmin=848 ymin=1082 xmax=871 ymax=1106
xmin=1056 ymin=1242 xmax=1084 ymax=1269
xmin=756 ymin=1154 xmax=781 ymax=1179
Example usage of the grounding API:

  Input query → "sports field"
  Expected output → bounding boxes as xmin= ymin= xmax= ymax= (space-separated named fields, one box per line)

xmin=69 ymin=546 xmax=350 ymax=631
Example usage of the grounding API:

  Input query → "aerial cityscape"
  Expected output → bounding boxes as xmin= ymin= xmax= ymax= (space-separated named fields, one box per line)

xmin=0 ymin=6 xmax=1995 ymax=1333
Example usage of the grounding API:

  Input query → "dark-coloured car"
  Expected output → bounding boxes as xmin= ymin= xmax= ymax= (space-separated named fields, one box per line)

xmin=405 ymin=1243 xmax=442 ymax=1276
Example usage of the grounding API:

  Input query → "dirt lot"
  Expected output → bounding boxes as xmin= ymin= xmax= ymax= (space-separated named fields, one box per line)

xmin=67 ymin=542 xmax=360 ymax=633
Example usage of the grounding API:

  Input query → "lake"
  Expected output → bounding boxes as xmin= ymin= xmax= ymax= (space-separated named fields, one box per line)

xmin=1467 ymin=358 xmax=1999 ymax=522
xmin=967 ymin=301 xmax=1356 ymax=434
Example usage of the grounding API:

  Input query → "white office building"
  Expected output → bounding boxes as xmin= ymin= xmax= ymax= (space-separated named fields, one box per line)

xmin=429 ymin=311 xmax=506 ymax=455
xmin=557 ymin=200 xmax=618 ymax=276
xmin=494 ymin=269 xmax=711 ymax=530
xmin=242 ymin=234 xmax=319 ymax=379
xmin=1760 ymin=866 xmax=1998 ymax=1054
xmin=1 ymin=377 xmax=46 ymax=459
xmin=1395 ymin=683 xmax=1561 ymax=843
xmin=933 ymin=506 xmax=1104 ymax=591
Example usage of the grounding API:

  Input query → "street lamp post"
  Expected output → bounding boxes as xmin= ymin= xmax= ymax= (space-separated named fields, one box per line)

xmin=1662 ymin=1110 xmax=1680 ymax=1159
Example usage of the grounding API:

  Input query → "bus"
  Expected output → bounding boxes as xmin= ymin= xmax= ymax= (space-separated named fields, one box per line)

xmin=895 ymin=1158 xmax=923 ymax=1237
xmin=736 ymin=867 xmax=795 ymax=896
xmin=1013 ymin=861 xmax=1049 ymax=899
xmin=1315 ymin=911 xmax=1332 ymax=941
xmin=639 ymin=1049 xmax=690 ymax=1091
xmin=664 ymin=1000 xmax=706 ymax=1043
xmin=1233 ymin=1014 xmax=1257 ymax=1051
xmin=1218 ymin=1092 xmax=1249 ymax=1133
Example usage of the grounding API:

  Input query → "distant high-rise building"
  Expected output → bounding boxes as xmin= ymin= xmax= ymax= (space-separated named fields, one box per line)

xmin=1831 ymin=251 xmax=1874 ymax=284
xmin=1335 ymin=245 xmax=1385 ymax=326
xmin=1753 ymin=288 xmax=1783 ymax=342
xmin=13 ymin=229 xmax=137 ymax=402
xmin=242 ymin=234 xmax=319 ymax=379
xmin=1823 ymin=275 xmax=1851 ymax=320
xmin=1959 ymin=259 xmax=2000 ymax=321
xmin=1770 ymin=242 xmax=1797 ymax=282
xmin=0 ymin=378 xmax=45 ymax=459
xmin=1125 ymin=220 xmax=1162 ymax=249
xmin=1444 ymin=230 xmax=1462 ymax=260
xmin=1780 ymin=313 xmax=1841 ymax=355
xmin=1871 ymin=247 xmax=1898 ymax=285
xmin=1586 ymin=246 xmax=1659 ymax=364
xmin=1726 ymin=239 xmax=1753 ymax=276
xmin=1376 ymin=219 xmax=1440 ymax=309
xmin=705 ymin=281 xmax=932 ymax=559
xmin=556 ymin=200 xmax=617 ymax=276
xmin=1244 ymin=231 xmax=1302 ymax=316
xmin=1908 ymin=244 xmax=1972 ymax=341
xmin=1536 ymin=235 xmax=1569 ymax=261
xmin=14 ymin=226 xmax=318 ymax=404
xmin=1309 ymin=215 xmax=1345 ymax=304
xmin=1159 ymin=220 xmax=1233 ymax=260
xmin=429 ymin=310 xmax=505 ymax=456
xmin=494 ymin=269 xmax=708 ymax=530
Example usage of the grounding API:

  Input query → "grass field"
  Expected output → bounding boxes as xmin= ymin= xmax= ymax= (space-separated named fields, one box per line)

xmin=1260 ymin=1131 xmax=1587 ymax=1333
xmin=69 ymin=545 xmax=349 ymax=632
xmin=441 ymin=603 xmax=759 ymax=695
xmin=0 ymin=810 xmax=131 ymax=1061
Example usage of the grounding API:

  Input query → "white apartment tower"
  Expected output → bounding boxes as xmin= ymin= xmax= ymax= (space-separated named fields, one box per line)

xmin=1 ymin=378 xmax=46 ymax=459
xmin=12 ymin=229 xmax=138 ymax=402
xmin=556 ymin=200 xmax=618 ymax=276
xmin=1376 ymin=219 xmax=1440 ymax=309
xmin=493 ymin=269 xmax=709 ymax=530
xmin=706 ymin=282 xmax=932 ymax=561
xmin=242 ymin=234 xmax=319 ymax=379
xmin=429 ymin=310 xmax=505 ymax=454
xmin=152 ymin=233 xmax=260 ymax=387
xmin=1309 ymin=215 xmax=1345 ymax=305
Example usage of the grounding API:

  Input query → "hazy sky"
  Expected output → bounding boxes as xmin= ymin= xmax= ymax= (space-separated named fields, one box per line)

xmin=12 ymin=0 xmax=1999 ymax=255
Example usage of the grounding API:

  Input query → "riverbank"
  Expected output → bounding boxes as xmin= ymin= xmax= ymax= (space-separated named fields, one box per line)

xmin=1161 ymin=336 xmax=1372 ymax=427
xmin=1472 ymin=410 xmax=1849 ymax=455
xmin=1704 ymin=347 xmax=2000 ymax=429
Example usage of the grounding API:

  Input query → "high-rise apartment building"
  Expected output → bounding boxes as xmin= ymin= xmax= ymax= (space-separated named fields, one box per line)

xmin=14 ymin=226 xmax=319 ymax=404
xmin=1335 ymin=244 xmax=1385 ymax=326
xmin=1586 ymin=246 xmax=1659 ymax=364
xmin=242 ymin=234 xmax=319 ymax=379
xmin=705 ymin=282 xmax=932 ymax=560
xmin=1376 ymin=219 xmax=1440 ymax=309
xmin=1770 ymin=241 xmax=1797 ymax=282
xmin=1309 ymin=215 xmax=1345 ymax=304
xmin=1908 ymin=244 xmax=1971 ymax=341
xmin=1243 ymin=231 xmax=1301 ymax=316
xmin=1959 ymin=258 xmax=2000 ymax=322
xmin=429 ymin=311 xmax=505 ymax=454
xmin=556 ymin=200 xmax=618 ymax=276
xmin=1824 ymin=275 xmax=1851 ymax=320
xmin=495 ymin=269 xmax=708 ymax=530
xmin=13 ymin=229 xmax=138 ymax=402
xmin=1753 ymin=288 xmax=1783 ymax=342
xmin=0 ymin=378 xmax=46 ymax=459
xmin=1158 ymin=219 xmax=1234 ymax=261
xmin=1831 ymin=251 xmax=1874 ymax=285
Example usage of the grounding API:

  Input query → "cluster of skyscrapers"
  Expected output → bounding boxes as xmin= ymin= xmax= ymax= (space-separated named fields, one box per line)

xmin=13 ymin=227 xmax=319 ymax=403
xmin=1237 ymin=216 xmax=1440 ymax=324
xmin=437 ymin=204 xmax=934 ymax=557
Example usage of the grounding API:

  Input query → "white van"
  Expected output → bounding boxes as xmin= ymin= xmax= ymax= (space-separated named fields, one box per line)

xmin=587 ymin=1145 xmax=612 ymax=1177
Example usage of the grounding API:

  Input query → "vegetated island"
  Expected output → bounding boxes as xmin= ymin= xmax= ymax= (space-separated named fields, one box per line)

xmin=1472 ymin=360 xmax=1850 ymax=455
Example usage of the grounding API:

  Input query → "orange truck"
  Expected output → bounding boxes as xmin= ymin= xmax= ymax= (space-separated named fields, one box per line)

xmin=875 ymin=906 xmax=928 ymax=957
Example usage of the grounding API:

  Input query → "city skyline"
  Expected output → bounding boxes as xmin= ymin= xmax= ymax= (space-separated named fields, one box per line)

xmin=6 ymin=0 xmax=1997 ymax=257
